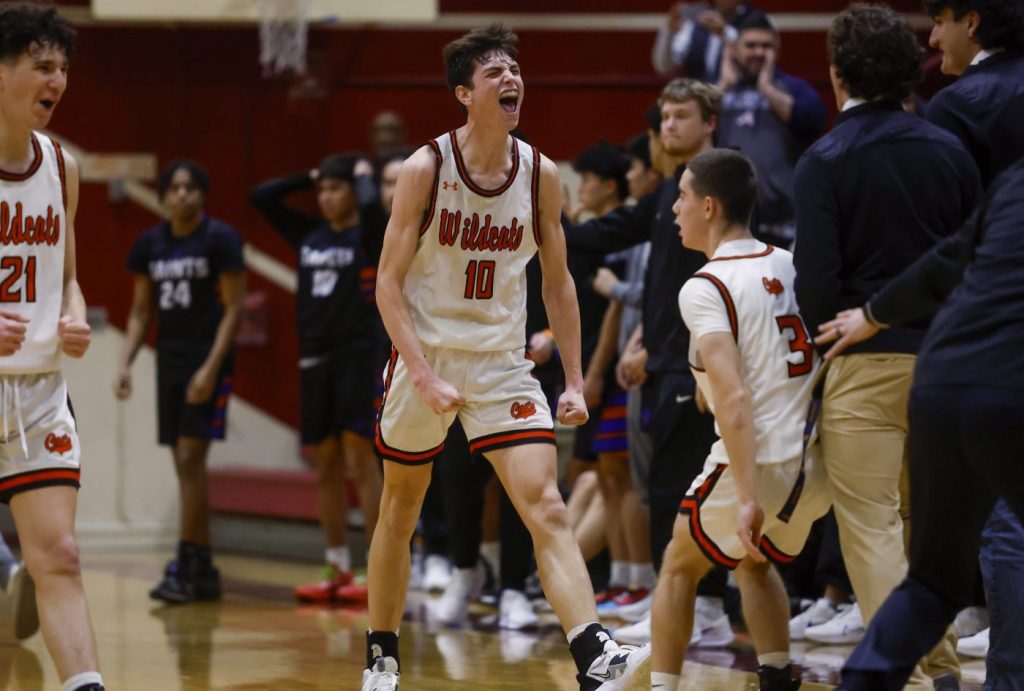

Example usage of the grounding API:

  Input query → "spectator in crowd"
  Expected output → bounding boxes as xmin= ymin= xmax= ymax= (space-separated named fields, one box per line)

xmin=652 ymin=0 xmax=756 ymax=83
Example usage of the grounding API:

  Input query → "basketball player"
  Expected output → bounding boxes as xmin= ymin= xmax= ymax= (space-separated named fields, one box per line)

xmin=363 ymin=24 xmax=649 ymax=691
xmin=114 ymin=160 xmax=245 ymax=604
xmin=250 ymin=154 xmax=385 ymax=603
xmin=649 ymin=149 xmax=827 ymax=691
xmin=0 ymin=4 xmax=103 ymax=688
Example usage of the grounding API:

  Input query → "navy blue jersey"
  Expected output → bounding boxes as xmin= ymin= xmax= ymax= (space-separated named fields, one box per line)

xmin=126 ymin=217 xmax=245 ymax=360
xmin=250 ymin=173 xmax=384 ymax=358
xmin=295 ymin=223 xmax=378 ymax=357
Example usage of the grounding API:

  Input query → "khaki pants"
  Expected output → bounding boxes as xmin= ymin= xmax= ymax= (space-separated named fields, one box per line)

xmin=821 ymin=353 xmax=959 ymax=690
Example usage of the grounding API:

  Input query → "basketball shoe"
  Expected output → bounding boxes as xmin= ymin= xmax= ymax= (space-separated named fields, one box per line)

xmin=362 ymin=656 xmax=399 ymax=691
xmin=149 ymin=558 xmax=221 ymax=604
xmin=1 ymin=562 xmax=39 ymax=639
xmin=294 ymin=564 xmax=357 ymax=603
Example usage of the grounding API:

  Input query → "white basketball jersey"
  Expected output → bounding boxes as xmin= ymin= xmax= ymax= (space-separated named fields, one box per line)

xmin=407 ymin=131 xmax=541 ymax=351
xmin=679 ymin=239 xmax=819 ymax=465
xmin=0 ymin=133 xmax=67 ymax=374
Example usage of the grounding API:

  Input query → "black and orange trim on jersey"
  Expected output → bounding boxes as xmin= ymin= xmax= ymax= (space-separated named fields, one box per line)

xmin=468 ymin=427 xmax=556 ymax=456
xmin=758 ymin=535 xmax=797 ymax=566
xmin=419 ymin=140 xmax=444 ymax=236
xmin=529 ymin=144 xmax=542 ymax=246
xmin=707 ymin=243 xmax=774 ymax=262
xmin=52 ymin=138 xmax=68 ymax=211
xmin=450 ymin=130 xmax=520 ymax=197
xmin=0 ymin=467 xmax=81 ymax=504
xmin=679 ymin=464 xmax=742 ymax=570
xmin=0 ymin=134 xmax=43 ymax=182
xmin=692 ymin=272 xmax=738 ymax=341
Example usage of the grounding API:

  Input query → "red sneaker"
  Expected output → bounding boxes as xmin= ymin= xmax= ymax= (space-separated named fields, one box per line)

xmin=595 ymin=585 xmax=628 ymax=605
xmin=613 ymin=587 xmax=651 ymax=606
xmin=335 ymin=582 xmax=369 ymax=604
xmin=293 ymin=565 xmax=354 ymax=603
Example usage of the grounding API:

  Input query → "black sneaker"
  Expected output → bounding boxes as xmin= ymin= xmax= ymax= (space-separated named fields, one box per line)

xmin=149 ymin=559 xmax=222 ymax=604
xmin=758 ymin=664 xmax=801 ymax=691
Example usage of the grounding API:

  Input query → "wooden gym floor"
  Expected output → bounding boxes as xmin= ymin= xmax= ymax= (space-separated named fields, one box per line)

xmin=0 ymin=551 xmax=986 ymax=690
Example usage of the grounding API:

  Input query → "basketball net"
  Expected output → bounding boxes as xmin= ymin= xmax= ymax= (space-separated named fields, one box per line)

xmin=257 ymin=0 xmax=311 ymax=77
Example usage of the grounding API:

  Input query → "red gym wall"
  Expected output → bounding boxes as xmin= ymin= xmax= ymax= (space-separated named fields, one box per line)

xmin=56 ymin=1 xmax=930 ymax=430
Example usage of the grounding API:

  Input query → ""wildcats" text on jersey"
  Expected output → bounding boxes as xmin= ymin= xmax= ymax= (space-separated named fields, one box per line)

xmin=437 ymin=208 xmax=524 ymax=252
xmin=0 ymin=201 xmax=61 ymax=246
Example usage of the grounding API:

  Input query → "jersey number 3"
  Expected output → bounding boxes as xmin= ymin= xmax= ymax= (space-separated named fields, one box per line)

xmin=776 ymin=315 xmax=813 ymax=378
xmin=464 ymin=260 xmax=495 ymax=300
xmin=0 ymin=256 xmax=37 ymax=303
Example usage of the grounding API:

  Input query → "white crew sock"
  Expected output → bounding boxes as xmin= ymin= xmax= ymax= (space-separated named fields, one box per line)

xmin=325 ymin=545 xmax=351 ymax=572
xmin=630 ymin=562 xmax=656 ymax=590
xmin=62 ymin=672 xmax=104 ymax=691
xmin=610 ymin=560 xmax=629 ymax=587
xmin=758 ymin=651 xmax=790 ymax=669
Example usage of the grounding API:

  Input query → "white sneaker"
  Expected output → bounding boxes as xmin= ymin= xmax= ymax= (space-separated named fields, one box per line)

xmin=423 ymin=554 xmax=452 ymax=592
xmin=615 ymin=607 xmax=709 ymax=648
xmin=585 ymin=639 xmax=652 ymax=690
xmin=693 ymin=596 xmax=734 ymax=648
xmin=614 ymin=611 xmax=652 ymax=645
xmin=2 ymin=563 xmax=39 ymax=640
xmin=805 ymin=602 xmax=864 ymax=644
xmin=956 ymin=627 xmax=989 ymax=658
xmin=361 ymin=656 xmax=400 ymax=691
xmin=498 ymin=589 xmax=539 ymax=630
xmin=428 ymin=563 xmax=485 ymax=625
xmin=790 ymin=597 xmax=842 ymax=640
xmin=954 ymin=606 xmax=989 ymax=639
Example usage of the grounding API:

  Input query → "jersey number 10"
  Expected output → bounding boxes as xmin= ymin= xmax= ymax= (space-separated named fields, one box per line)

xmin=0 ymin=256 xmax=37 ymax=303
xmin=464 ymin=260 xmax=495 ymax=300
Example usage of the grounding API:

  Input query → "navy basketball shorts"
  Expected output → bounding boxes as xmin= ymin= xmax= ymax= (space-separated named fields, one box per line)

xmin=156 ymin=355 xmax=233 ymax=446
xmin=299 ymin=352 xmax=379 ymax=446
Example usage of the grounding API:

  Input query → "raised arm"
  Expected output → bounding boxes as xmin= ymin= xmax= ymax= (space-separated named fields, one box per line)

xmin=536 ymin=154 xmax=588 ymax=426
xmin=376 ymin=146 xmax=464 ymax=414
xmin=249 ymin=172 xmax=322 ymax=248
xmin=60 ymin=150 xmax=90 ymax=359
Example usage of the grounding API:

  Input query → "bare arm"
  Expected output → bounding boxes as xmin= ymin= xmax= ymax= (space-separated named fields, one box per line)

xmin=185 ymin=269 xmax=246 ymax=404
xmin=376 ymin=146 xmax=464 ymax=414
xmin=699 ymin=331 xmax=765 ymax=562
xmin=583 ymin=300 xmax=623 ymax=408
xmin=59 ymin=152 xmax=91 ymax=358
xmin=536 ymin=155 xmax=587 ymax=426
xmin=112 ymin=275 xmax=153 ymax=399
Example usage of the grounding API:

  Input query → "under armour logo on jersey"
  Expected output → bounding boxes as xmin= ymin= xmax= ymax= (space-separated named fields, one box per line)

xmin=510 ymin=401 xmax=537 ymax=420
xmin=45 ymin=433 xmax=73 ymax=455
xmin=442 ymin=181 xmax=459 ymax=191
xmin=763 ymin=277 xmax=784 ymax=295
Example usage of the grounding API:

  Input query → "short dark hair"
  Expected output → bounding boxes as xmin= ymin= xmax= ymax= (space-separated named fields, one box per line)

xmin=0 ymin=2 xmax=76 ymax=63
xmin=442 ymin=23 xmax=519 ymax=94
xmin=686 ymin=149 xmax=758 ymax=226
xmin=317 ymin=153 xmax=360 ymax=183
xmin=737 ymin=10 xmax=778 ymax=36
xmin=828 ymin=4 xmax=923 ymax=102
xmin=158 ymin=160 xmax=210 ymax=198
xmin=922 ymin=0 xmax=1024 ymax=51
xmin=573 ymin=141 xmax=631 ymax=200
xmin=626 ymin=133 xmax=652 ymax=170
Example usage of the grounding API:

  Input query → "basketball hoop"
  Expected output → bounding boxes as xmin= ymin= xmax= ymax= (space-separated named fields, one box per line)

xmin=257 ymin=0 xmax=311 ymax=77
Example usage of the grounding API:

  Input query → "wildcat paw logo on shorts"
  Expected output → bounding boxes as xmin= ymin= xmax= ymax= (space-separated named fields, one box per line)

xmin=44 ymin=433 xmax=73 ymax=455
xmin=510 ymin=401 xmax=537 ymax=420
xmin=762 ymin=277 xmax=784 ymax=295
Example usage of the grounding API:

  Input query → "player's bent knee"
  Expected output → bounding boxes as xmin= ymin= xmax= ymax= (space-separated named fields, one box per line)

xmin=524 ymin=486 xmax=570 ymax=534
xmin=662 ymin=523 xmax=709 ymax=577
xmin=25 ymin=532 xmax=82 ymax=580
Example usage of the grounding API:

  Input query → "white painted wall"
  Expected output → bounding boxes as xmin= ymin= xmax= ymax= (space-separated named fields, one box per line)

xmin=65 ymin=323 xmax=303 ymax=550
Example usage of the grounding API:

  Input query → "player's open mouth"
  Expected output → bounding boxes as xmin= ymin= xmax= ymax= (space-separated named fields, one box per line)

xmin=39 ymin=99 xmax=56 ymax=110
xmin=499 ymin=90 xmax=518 ymax=114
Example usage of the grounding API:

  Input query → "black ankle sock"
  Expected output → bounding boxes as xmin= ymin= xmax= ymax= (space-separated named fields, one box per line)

xmin=568 ymin=623 xmax=610 ymax=676
xmin=366 ymin=630 xmax=400 ymax=671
